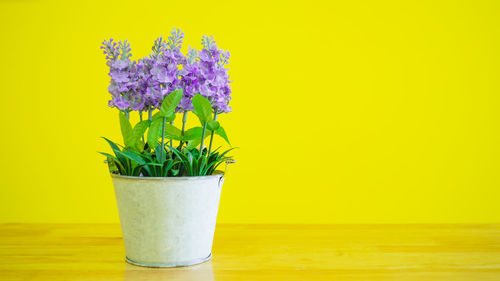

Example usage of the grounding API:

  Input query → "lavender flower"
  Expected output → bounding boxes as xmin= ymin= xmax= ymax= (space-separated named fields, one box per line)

xmin=177 ymin=47 xmax=200 ymax=112
xmin=101 ymin=39 xmax=146 ymax=111
xmin=101 ymin=29 xmax=232 ymax=114
xmin=144 ymin=28 xmax=186 ymax=110
xmin=101 ymin=39 xmax=119 ymax=60
xmin=197 ymin=35 xmax=232 ymax=113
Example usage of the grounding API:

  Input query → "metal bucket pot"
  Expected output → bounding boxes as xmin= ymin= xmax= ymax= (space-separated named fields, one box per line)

xmin=111 ymin=173 xmax=224 ymax=267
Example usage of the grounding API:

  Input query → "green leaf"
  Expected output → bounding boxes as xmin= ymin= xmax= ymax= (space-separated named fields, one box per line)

xmin=98 ymin=152 xmax=125 ymax=174
xmin=164 ymin=124 xmax=182 ymax=140
xmin=136 ymin=140 xmax=145 ymax=153
xmin=147 ymin=118 xmax=162 ymax=149
xmin=192 ymin=94 xmax=213 ymax=123
xmin=139 ymin=152 xmax=153 ymax=162
xmin=218 ymin=147 xmax=236 ymax=159
xmin=155 ymin=143 xmax=163 ymax=162
xmin=133 ymin=120 xmax=150 ymax=140
xmin=116 ymin=150 xmax=146 ymax=165
xmin=162 ymin=159 xmax=175 ymax=177
xmin=101 ymin=137 xmax=128 ymax=165
xmin=186 ymin=139 xmax=200 ymax=150
xmin=102 ymin=137 xmax=121 ymax=154
xmin=159 ymin=89 xmax=183 ymax=118
xmin=199 ymin=156 xmax=208 ymax=175
xmin=98 ymin=152 xmax=119 ymax=165
xmin=203 ymin=158 xmax=220 ymax=175
xmin=165 ymin=114 xmax=176 ymax=122
xmin=119 ymin=111 xmax=134 ymax=147
xmin=128 ymin=120 xmax=150 ymax=149
xmin=183 ymin=127 xmax=203 ymax=141
xmin=186 ymin=133 xmax=210 ymax=149
xmin=152 ymin=112 xmax=161 ymax=120
xmin=207 ymin=120 xmax=220 ymax=131
xmin=215 ymin=126 xmax=230 ymax=145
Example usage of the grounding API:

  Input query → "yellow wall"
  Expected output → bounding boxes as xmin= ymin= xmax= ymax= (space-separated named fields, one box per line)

xmin=1 ymin=0 xmax=499 ymax=224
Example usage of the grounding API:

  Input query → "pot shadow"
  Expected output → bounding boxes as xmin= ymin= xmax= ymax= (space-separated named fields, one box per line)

xmin=123 ymin=260 xmax=215 ymax=281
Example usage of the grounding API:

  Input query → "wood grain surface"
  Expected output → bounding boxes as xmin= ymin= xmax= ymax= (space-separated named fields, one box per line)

xmin=0 ymin=224 xmax=499 ymax=280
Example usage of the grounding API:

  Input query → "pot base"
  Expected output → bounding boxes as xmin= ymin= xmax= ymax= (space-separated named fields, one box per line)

xmin=125 ymin=253 xmax=212 ymax=268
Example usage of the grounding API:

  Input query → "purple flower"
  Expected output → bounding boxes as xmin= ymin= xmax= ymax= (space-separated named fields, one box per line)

xmin=102 ymin=39 xmax=150 ymax=112
xmin=109 ymin=70 xmax=130 ymax=83
xmin=195 ymin=35 xmax=232 ymax=113
xmin=101 ymin=29 xmax=232 ymax=114
xmin=101 ymin=39 xmax=119 ymax=60
xmin=112 ymin=59 xmax=130 ymax=70
xmin=112 ymin=96 xmax=131 ymax=111
xmin=151 ymin=66 xmax=169 ymax=83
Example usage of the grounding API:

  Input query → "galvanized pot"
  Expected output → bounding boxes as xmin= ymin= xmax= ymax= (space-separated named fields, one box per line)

xmin=111 ymin=173 xmax=224 ymax=267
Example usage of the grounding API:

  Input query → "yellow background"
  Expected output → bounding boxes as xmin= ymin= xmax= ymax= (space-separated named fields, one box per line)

xmin=0 ymin=0 xmax=499 ymax=224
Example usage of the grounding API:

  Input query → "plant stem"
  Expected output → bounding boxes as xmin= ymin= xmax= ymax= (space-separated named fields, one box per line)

xmin=179 ymin=111 xmax=188 ymax=147
xmin=148 ymin=105 xmax=153 ymax=121
xmin=125 ymin=111 xmax=129 ymax=120
xmin=207 ymin=110 xmax=218 ymax=155
xmin=169 ymin=121 xmax=173 ymax=147
xmin=139 ymin=111 xmax=145 ymax=143
xmin=181 ymin=111 xmax=187 ymax=135
xmin=200 ymin=122 xmax=207 ymax=155
xmin=160 ymin=117 xmax=166 ymax=162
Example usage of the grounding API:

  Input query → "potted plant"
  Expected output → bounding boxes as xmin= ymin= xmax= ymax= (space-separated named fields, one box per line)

xmin=99 ymin=28 xmax=234 ymax=267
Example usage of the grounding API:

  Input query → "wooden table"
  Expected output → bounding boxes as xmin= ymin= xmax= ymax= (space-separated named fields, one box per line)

xmin=0 ymin=224 xmax=499 ymax=280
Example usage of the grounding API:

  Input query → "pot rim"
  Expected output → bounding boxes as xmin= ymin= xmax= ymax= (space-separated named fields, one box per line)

xmin=110 ymin=172 xmax=224 ymax=181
